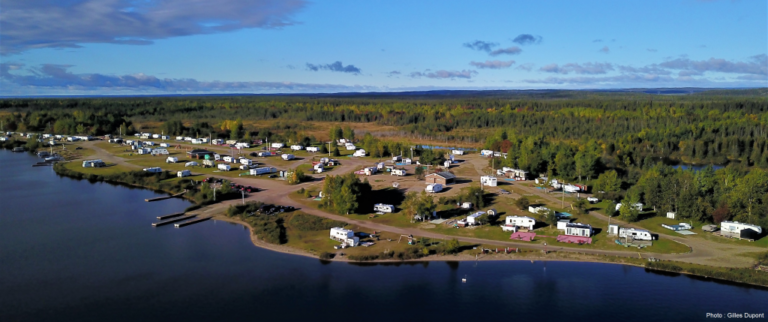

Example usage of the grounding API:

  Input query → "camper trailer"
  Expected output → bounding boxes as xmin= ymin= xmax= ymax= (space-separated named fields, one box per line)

xmin=391 ymin=169 xmax=406 ymax=176
xmin=720 ymin=221 xmax=763 ymax=240
xmin=281 ymin=154 xmax=295 ymax=161
xmin=618 ymin=227 xmax=653 ymax=241
xmin=218 ymin=164 xmax=231 ymax=171
xmin=290 ymin=145 xmax=304 ymax=151
xmin=166 ymin=157 xmax=178 ymax=163
xmin=306 ymin=146 xmax=319 ymax=153
xmin=480 ymin=176 xmax=497 ymax=187
xmin=374 ymin=203 xmax=395 ymax=213
xmin=353 ymin=149 xmax=366 ymax=157
xmin=271 ymin=143 xmax=285 ymax=149
xmin=177 ymin=170 xmax=191 ymax=178
xmin=452 ymin=150 xmax=464 ymax=155
xmin=425 ymin=183 xmax=443 ymax=193
xmin=345 ymin=143 xmax=356 ymax=150
xmin=250 ymin=167 xmax=278 ymax=175
xmin=143 ymin=167 xmax=162 ymax=173
xmin=151 ymin=148 xmax=169 ymax=156
xmin=502 ymin=216 xmax=536 ymax=231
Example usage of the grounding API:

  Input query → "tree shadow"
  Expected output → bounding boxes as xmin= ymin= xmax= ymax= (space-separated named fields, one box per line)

xmin=356 ymin=187 xmax=406 ymax=214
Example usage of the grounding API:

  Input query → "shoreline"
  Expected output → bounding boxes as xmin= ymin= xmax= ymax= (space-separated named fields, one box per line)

xmin=44 ymin=154 xmax=768 ymax=288
xmin=211 ymin=213 xmax=768 ymax=289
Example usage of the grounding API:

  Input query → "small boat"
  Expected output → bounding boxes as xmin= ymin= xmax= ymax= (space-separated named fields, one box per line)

xmin=462 ymin=275 xmax=467 ymax=283
xmin=12 ymin=147 xmax=24 ymax=152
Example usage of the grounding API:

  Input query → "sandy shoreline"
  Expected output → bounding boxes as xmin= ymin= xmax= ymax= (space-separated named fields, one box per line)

xmin=210 ymin=214 xmax=650 ymax=266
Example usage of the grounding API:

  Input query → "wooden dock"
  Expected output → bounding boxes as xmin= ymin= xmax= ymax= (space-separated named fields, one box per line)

xmin=174 ymin=216 xmax=211 ymax=228
xmin=157 ymin=212 xmax=185 ymax=220
xmin=145 ymin=191 xmax=186 ymax=202
xmin=152 ymin=214 xmax=196 ymax=227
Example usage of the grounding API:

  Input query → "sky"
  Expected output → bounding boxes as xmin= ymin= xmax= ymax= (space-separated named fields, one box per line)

xmin=0 ymin=0 xmax=766 ymax=95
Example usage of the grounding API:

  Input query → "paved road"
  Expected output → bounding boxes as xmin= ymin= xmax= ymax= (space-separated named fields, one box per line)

xmin=82 ymin=141 xmax=765 ymax=267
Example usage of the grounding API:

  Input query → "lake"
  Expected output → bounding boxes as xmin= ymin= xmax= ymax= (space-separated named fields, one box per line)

xmin=1 ymin=150 xmax=766 ymax=321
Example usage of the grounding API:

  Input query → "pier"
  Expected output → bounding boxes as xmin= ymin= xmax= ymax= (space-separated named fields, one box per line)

xmin=152 ymin=214 xmax=196 ymax=227
xmin=174 ymin=216 xmax=211 ymax=228
xmin=157 ymin=212 xmax=185 ymax=220
xmin=145 ymin=191 xmax=186 ymax=202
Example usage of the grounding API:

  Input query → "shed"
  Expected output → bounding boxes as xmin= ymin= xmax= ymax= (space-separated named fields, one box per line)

xmin=425 ymin=172 xmax=456 ymax=185
xmin=188 ymin=149 xmax=215 ymax=160
xmin=666 ymin=212 xmax=676 ymax=219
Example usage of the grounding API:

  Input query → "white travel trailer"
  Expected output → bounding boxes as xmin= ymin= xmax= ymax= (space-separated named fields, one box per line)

xmin=152 ymin=134 xmax=160 ymax=139
xmin=345 ymin=143 xmax=356 ymax=150
xmin=250 ymin=167 xmax=277 ymax=175
xmin=374 ymin=203 xmax=395 ymax=213
xmin=443 ymin=160 xmax=451 ymax=168
xmin=452 ymin=150 xmax=464 ymax=155
xmin=364 ymin=167 xmax=377 ymax=176
xmin=151 ymin=148 xmax=169 ymax=156
xmin=391 ymin=169 xmax=406 ymax=176
xmin=185 ymin=161 xmax=198 ymax=167
xmin=239 ymin=158 xmax=253 ymax=165
xmin=281 ymin=154 xmax=295 ymax=161
xmin=353 ymin=149 xmax=366 ymax=157
xmin=223 ymin=156 xmax=235 ymax=163
xmin=563 ymin=184 xmax=581 ymax=193
xmin=402 ymin=158 xmax=412 ymax=165
xmin=306 ymin=146 xmax=319 ymax=153
xmin=271 ymin=143 xmax=285 ymax=149
xmin=528 ymin=206 xmax=550 ymax=215
xmin=177 ymin=170 xmax=191 ymax=178
xmin=480 ymin=176 xmax=497 ymax=187
xmin=480 ymin=150 xmax=494 ymax=157
xmin=616 ymin=203 xmax=644 ymax=212
xmin=235 ymin=142 xmax=250 ymax=149
xmin=466 ymin=212 xmax=485 ymax=226
xmin=720 ymin=221 xmax=763 ymax=239
xmin=503 ymin=216 xmax=536 ymax=231
xmin=143 ymin=167 xmax=162 ymax=173
xmin=314 ymin=163 xmax=325 ymax=172
xmin=161 ymin=135 xmax=170 ymax=140
xmin=290 ymin=145 xmax=304 ymax=151
xmin=218 ymin=164 xmax=231 ymax=171
xmin=166 ymin=156 xmax=178 ymax=163
xmin=330 ymin=227 xmax=359 ymax=247
xmin=425 ymin=183 xmax=443 ymax=193
xmin=82 ymin=159 xmax=105 ymax=168
xmin=191 ymin=139 xmax=202 ymax=144
xmin=562 ymin=223 xmax=593 ymax=237
xmin=160 ymin=143 xmax=169 ymax=148
xmin=137 ymin=148 xmax=152 ymax=155
xmin=144 ymin=141 xmax=155 ymax=146
xmin=618 ymin=227 xmax=653 ymax=241
xmin=587 ymin=197 xmax=599 ymax=203
xmin=176 ymin=136 xmax=184 ymax=141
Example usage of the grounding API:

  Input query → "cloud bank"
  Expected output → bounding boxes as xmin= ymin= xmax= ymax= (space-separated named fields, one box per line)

xmin=512 ymin=34 xmax=542 ymax=45
xmin=410 ymin=70 xmax=477 ymax=79
xmin=463 ymin=40 xmax=498 ymax=52
xmin=469 ymin=60 xmax=515 ymax=69
xmin=0 ymin=0 xmax=306 ymax=54
xmin=0 ymin=63 xmax=373 ymax=93
xmin=539 ymin=62 xmax=615 ymax=75
xmin=306 ymin=61 xmax=361 ymax=74
xmin=490 ymin=47 xmax=522 ymax=56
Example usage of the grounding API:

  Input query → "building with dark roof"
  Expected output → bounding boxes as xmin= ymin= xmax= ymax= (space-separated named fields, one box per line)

xmin=425 ymin=172 xmax=456 ymax=185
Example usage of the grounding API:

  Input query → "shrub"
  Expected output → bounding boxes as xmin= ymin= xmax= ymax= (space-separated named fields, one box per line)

xmin=319 ymin=252 xmax=335 ymax=260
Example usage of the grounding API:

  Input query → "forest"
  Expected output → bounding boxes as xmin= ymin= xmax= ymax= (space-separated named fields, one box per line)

xmin=2 ymin=89 xmax=768 ymax=228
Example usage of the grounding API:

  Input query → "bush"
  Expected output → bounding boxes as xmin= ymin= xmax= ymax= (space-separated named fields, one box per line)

xmin=296 ymin=187 xmax=305 ymax=195
xmin=319 ymin=252 xmax=335 ymax=260
xmin=515 ymin=197 xmax=530 ymax=210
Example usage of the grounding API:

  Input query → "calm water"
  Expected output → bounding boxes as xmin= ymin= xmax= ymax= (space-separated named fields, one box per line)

xmin=1 ymin=150 xmax=766 ymax=322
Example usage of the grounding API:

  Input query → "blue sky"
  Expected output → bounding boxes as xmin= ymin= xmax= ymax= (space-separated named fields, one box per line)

xmin=1 ymin=0 xmax=766 ymax=95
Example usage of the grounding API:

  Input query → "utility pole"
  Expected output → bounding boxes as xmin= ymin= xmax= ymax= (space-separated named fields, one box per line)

xmin=241 ymin=190 xmax=245 ymax=205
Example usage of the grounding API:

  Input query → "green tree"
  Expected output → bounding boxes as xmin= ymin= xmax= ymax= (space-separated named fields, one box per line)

xmin=514 ymin=196 xmax=530 ymax=210
xmin=573 ymin=198 xmax=589 ymax=215
xmin=415 ymin=166 xmax=425 ymax=180
xmin=618 ymin=193 xmax=641 ymax=222
xmin=445 ymin=238 xmax=460 ymax=254
xmin=544 ymin=210 xmax=559 ymax=227
xmin=596 ymin=170 xmax=621 ymax=192
xmin=332 ymin=147 xmax=340 ymax=157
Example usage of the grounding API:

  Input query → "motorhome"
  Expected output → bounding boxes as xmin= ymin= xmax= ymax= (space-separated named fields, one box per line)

xmin=374 ymin=203 xmax=395 ymax=213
